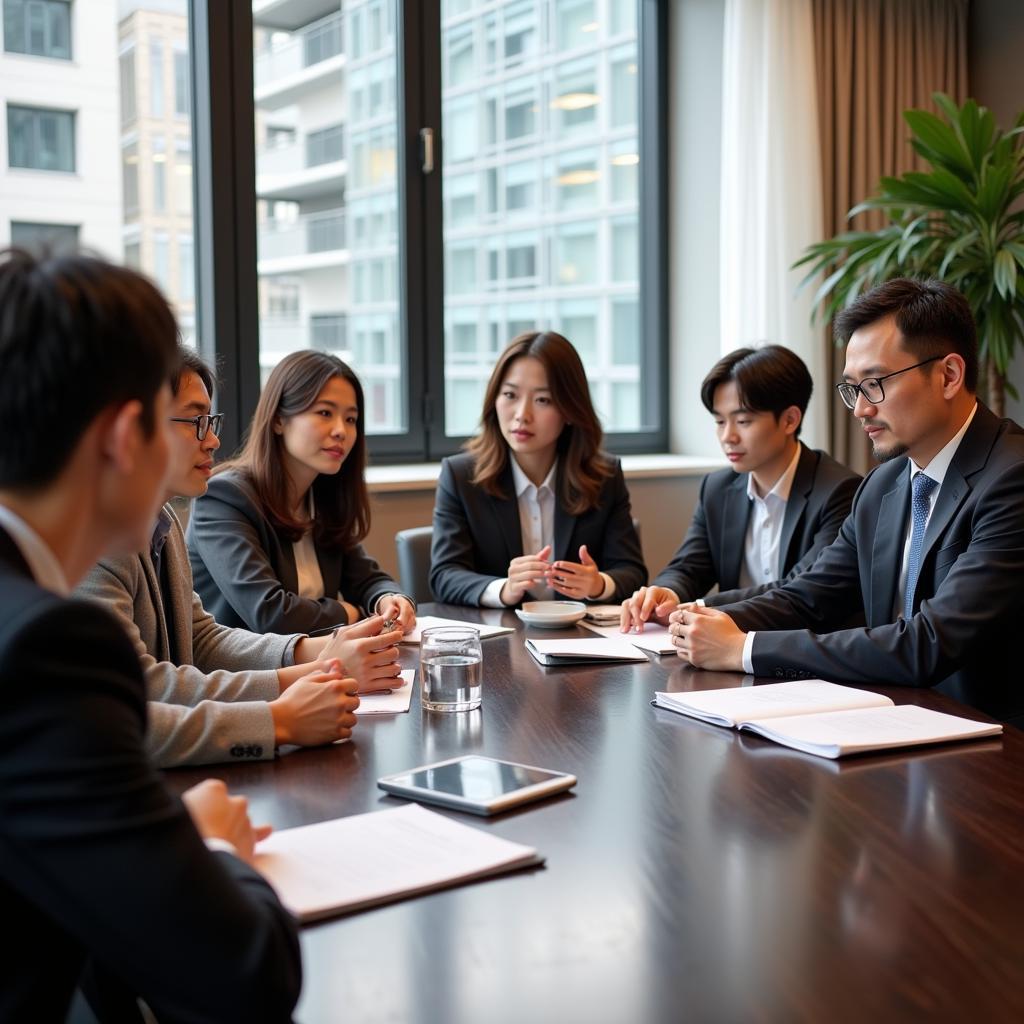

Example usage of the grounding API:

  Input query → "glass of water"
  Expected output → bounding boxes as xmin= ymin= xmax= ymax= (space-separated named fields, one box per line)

xmin=420 ymin=626 xmax=482 ymax=712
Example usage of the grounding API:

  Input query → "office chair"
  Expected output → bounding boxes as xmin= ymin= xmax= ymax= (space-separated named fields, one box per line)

xmin=395 ymin=525 xmax=434 ymax=604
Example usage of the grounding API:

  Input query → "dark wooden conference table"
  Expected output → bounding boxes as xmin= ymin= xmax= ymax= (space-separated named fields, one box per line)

xmin=165 ymin=603 xmax=1024 ymax=1023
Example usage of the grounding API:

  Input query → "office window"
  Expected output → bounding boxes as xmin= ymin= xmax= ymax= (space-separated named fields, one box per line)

xmin=122 ymin=141 xmax=139 ymax=215
xmin=254 ymin=0 xmax=403 ymax=433
xmin=440 ymin=1 xmax=650 ymax=440
xmin=152 ymin=137 xmax=167 ymax=212
xmin=149 ymin=40 xmax=164 ymax=117
xmin=120 ymin=47 xmax=137 ymax=125
xmin=10 ymin=219 xmax=77 ymax=249
xmin=174 ymin=49 xmax=190 ymax=117
xmin=3 ymin=0 xmax=70 ymax=59
xmin=152 ymin=231 xmax=170 ymax=289
xmin=7 ymin=104 xmax=74 ymax=171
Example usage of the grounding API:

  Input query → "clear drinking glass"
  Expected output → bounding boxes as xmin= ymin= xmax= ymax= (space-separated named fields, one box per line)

xmin=420 ymin=626 xmax=482 ymax=712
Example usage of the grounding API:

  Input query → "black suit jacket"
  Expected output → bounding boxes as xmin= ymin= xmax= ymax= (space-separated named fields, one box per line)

xmin=718 ymin=405 xmax=1024 ymax=726
xmin=0 ymin=527 xmax=301 ymax=1022
xmin=188 ymin=469 xmax=404 ymax=634
xmin=652 ymin=444 xmax=860 ymax=606
xmin=429 ymin=452 xmax=647 ymax=606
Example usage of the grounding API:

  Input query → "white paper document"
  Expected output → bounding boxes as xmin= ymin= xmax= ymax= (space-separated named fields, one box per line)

xmin=255 ymin=803 xmax=542 ymax=922
xmin=355 ymin=669 xmax=415 ymax=715
xmin=526 ymin=636 xmax=649 ymax=665
xmin=653 ymin=680 xmax=892 ymax=727
xmin=740 ymin=704 xmax=1003 ymax=759
xmin=584 ymin=621 xmax=677 ymax=655
xmin=402 ymin=615 xmax=514 ymax=644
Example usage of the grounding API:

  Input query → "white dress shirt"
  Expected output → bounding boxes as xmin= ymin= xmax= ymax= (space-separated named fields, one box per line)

xmin=742 ymin=403 xmax=979 ymax=672
xmin=481 ymin=457 xmax=616 ymax=607
xmin=738 ymin=443 xmax=802 ymax=589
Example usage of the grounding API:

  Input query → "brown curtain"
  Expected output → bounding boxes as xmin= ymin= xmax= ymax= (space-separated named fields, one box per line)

xmin=811 ymin=0 xmax=969 ymax=474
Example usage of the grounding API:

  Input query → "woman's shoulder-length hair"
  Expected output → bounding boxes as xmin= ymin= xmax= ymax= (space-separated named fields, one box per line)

xmin=214 ymin=349 xmax=370 ymax=550
xmin=464 ymin=330 xmax=613 ymax=516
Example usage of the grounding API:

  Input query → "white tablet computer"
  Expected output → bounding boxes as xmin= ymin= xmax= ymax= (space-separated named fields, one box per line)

xmin=378 ymin=755 xmax=577 ymax=816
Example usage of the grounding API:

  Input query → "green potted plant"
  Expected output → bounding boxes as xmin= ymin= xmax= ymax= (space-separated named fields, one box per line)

xmin=795 ymin=93 xmax=1024 ymax=415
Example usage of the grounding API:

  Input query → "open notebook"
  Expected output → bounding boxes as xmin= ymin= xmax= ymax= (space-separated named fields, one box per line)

xmin=652 ymin=680 xmax=1002 ymax=759
xmin=255 ymin=803 xmax=542 ymax=922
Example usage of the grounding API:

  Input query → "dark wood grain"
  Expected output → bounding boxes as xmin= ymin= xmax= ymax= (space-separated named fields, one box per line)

xmin=164 ymin=604 xmax=1024 ymax=1024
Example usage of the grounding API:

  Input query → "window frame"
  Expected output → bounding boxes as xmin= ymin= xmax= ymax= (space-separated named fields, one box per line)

xmin=191 ymin=0 xmax=667 ymax=463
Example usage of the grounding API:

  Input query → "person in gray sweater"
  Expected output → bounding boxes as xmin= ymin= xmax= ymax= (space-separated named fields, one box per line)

xmin=77 ymin=348 xmax=404 ymax=767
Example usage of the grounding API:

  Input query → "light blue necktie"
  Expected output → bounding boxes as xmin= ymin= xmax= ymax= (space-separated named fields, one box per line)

xmin=903 ymin=471 xmax=938 ymax=619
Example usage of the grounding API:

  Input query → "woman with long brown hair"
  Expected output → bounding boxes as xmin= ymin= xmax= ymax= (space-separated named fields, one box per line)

xmin=187 ymin=350 xmax=415 ymax=636
xmin=429 ymin=331 xmax=646 ymax=606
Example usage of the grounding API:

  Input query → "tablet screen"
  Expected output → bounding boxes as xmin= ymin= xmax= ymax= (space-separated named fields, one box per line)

xmin=397 ymin=756 xmax=563 ymax=800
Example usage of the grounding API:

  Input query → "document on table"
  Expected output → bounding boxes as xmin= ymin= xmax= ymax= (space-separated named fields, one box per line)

xmin=526 ymin=636 xmax=650 ymax=665
xmin=255 ymin=803 xmax=543 ymax=922
xmin=355 ymin=669 xmax=415 ymax=715
xmin=583 ymin=621 xmax=677 ymax=655
xmin=402 ymin=615 xmax=514 ymax=644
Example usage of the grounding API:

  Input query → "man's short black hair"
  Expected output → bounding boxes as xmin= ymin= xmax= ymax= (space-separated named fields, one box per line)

xmin=0 ymin=247 xmax=179 ymax=489
xmin=833 ymin=278 xmax=978 ymax=393
xmin=172 ymin=345 xmax=216 ymax=401
xmin=700 ymin=345 xmax=813 ymax=437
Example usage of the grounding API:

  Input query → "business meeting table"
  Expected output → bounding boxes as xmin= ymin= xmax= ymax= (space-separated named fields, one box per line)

xmin=165 ymin=603 xmax=1024 ymax=1023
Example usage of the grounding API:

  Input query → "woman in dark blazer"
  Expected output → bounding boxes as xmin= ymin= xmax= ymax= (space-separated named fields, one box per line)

xmin=430 ymin=331 xmax=647 ymax=606
xmin=187 ymin=351 xmax=414 ymax=636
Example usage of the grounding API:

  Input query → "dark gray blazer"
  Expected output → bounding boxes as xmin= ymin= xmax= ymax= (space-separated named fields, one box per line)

xmin=187 ymin=469 xmax=402 ymax=635
xmin=430 ymin=452 xmax=647 ymax=606
xmin=0 ymin=528 xmax=300 ymax=1022
xmin=652 ymin=443 xmax=861 ymax=606
xmin=718 ymin=404 xmax=1024 ymax=726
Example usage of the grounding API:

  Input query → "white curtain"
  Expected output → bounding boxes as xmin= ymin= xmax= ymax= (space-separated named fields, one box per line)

xmin=720 ymin=0 xmax=826 ymax=446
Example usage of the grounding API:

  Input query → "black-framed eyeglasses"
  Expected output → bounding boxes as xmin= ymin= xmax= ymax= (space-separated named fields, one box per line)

xmin=835 ymin=356 xmax=944 ymax=410
xmin=170 ymin=413 xmax=224 ymax=440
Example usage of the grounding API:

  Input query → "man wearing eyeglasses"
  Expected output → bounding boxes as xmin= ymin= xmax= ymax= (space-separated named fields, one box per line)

xmin=77 ymin=347 xmax=405 ymax=767
xmin=670 ymin=277 xmax=1024 ymax=727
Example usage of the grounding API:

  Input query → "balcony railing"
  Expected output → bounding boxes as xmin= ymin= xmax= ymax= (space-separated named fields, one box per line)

xmin=260 ymin=315 xmax=350 ymax=358
xmin=257 ymin=124 xmax=345 ymax=178
xmin=259 ymin=208 xmax=347 ymax=261
xmin=255 ymin=10 xmax=343 ymax=89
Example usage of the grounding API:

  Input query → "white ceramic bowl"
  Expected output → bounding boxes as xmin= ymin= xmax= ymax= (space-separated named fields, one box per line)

xmin=515 ymin=600 xmax=588 ymax=628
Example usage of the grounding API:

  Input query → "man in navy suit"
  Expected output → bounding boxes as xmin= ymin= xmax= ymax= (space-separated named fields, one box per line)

xmin=671 ymin=278 xmax=1024 ymax=727
xmin=0 ymin=248 xmax=304 ymax=1021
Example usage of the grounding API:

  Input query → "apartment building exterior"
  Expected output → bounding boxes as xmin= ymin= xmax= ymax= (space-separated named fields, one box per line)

xmin=118 ymin=0 xmax=195 ymax=341
xmin=0 ymin=0 xmax=122 ymax=256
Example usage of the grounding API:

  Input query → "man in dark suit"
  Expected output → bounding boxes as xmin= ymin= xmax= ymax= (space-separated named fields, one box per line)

xmin=622 ymin=345 xmax=859 ymax=630
xmin=671 ymin=278 xmax=1024 ymax=727
xmin=0 ymin=248 xmax=305 ymax=1021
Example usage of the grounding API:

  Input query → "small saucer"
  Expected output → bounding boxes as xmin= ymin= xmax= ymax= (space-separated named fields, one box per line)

xmin=515 ymin=601 xmax=588 ymax=628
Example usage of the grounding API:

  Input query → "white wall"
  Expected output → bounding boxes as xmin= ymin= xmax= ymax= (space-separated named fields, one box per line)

xmin=0 ymin=1 xmax=122 ymax=257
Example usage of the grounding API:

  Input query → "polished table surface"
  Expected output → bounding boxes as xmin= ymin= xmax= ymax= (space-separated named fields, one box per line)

xmin=165 ymin=604 xmax=1024 ymax=1023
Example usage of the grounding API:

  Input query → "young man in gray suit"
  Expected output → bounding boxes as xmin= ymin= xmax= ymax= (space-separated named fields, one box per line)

xmin=0 ymin=247 xmax=301 ymax=1020
xmin=671 ymin=278 xmax=1024 ymax=727
xmin=621 ymin=345 xmax=860 ymax=631
xmin=78 ymin=348 xmax=405 ymax=767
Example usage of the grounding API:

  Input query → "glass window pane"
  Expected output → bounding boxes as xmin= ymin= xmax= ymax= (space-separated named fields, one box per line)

xmin=441 ymin=1 xmax=642 ymax=436
xmin=3 ymin=0 xmax=71 ymax=59
xmin=115 ymin=3 xmax=198 ymax=344
xmin=255 ymin=2 xmax=404 ymax=434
